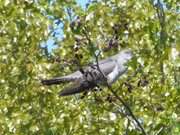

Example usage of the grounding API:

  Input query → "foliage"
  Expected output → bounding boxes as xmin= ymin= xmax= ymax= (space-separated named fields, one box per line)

xmin=0 ymin=0 xmax=179 ymax=134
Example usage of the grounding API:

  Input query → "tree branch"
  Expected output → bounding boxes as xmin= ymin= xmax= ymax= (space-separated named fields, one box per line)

xmin=82 ymin=24 xmax=147 ymax=134
xmin=94 ymin=52 xmax=147 ymax=135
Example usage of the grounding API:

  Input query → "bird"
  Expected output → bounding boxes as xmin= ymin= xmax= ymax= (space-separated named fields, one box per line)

xmin=41 ymin=49 xmax=133 ymax=96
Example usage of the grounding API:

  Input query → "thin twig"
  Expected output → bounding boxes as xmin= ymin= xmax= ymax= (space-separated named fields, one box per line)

xmin=108 ymin=87 xmax=147 ymax=135
xmin=151 ymin=0 xmax=166 ymax=84
xmin=154 ymin=127 xmax=164 ymax=135
xmin=112 ymin=102 xmax=138 ymax=131
xmin=125 ymin=118 xmax=130 ymax=135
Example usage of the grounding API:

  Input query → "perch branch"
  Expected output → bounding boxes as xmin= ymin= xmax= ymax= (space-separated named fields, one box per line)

xmin=94 ymin=52 xmax=147 ymax=135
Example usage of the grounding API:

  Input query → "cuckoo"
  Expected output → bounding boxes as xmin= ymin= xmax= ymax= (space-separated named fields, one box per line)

xmin=41 ymin=49 xmax=133 ymax=96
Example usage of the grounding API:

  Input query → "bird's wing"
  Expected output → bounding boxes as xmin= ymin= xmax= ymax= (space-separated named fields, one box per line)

xmin=41 ymin=71 xmax=83 ymax=85
xmin=42 ymin=56 xmax=116 ymax=85
xmin=107 ymin=62 xmax=127 ymax=85
xmin=85 ymin=58 xmax=116 ymax=74
xmin=106 ymin=51 xmax=132 ymax=84
xmin=78 ymin=58 xmax=116 ymax=83
xmin=59 ymin=80 xmax=96 ymax=96
xmin=59 ymin=59 xmax=117 ymax=96
xmin=98 ymin=58 xmax=116 ymax=75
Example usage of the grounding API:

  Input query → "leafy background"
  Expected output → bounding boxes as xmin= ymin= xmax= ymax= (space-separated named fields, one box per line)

xmin=0 ymin=0 xmax=179 ymax=135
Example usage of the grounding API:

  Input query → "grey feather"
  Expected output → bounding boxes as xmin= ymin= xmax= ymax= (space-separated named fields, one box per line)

xmin=41 ymin=49 xmax=133 ymax=96
xmin=59 ymin=81 xmax=96 ymax=96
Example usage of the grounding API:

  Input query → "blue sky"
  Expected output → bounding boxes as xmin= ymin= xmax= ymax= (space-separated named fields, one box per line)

xmin=76 ymin=0 xmax=89 ymax=8
xmin=45 ymin=0 xmax=89 ymax=53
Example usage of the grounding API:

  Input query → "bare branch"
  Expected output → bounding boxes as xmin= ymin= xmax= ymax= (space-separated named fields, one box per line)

xmin=94 ymin=52 xmax=148 ymax=135
xmin=81 ymin=24 xmax=147 ymax=135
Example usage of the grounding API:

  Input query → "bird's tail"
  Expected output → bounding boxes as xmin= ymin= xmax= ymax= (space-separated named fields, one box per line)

xmin=41 ymin=77 xmax=76 ymax=85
